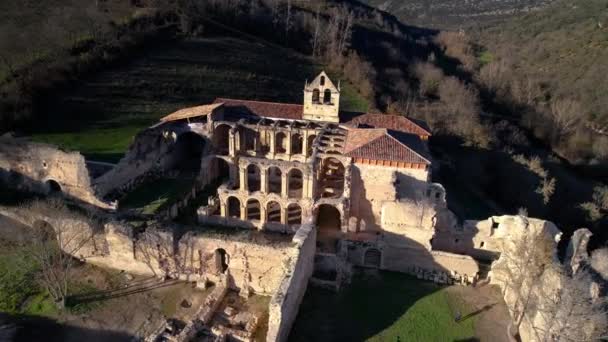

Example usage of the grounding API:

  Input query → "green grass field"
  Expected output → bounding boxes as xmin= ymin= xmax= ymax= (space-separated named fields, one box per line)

xmin=119 ymin=177 xmax=195 ymax=215
xmin=289 ymin=270 xmax=476 ymax=342
xmin=29 ymin=36 xmax=369 ymax=163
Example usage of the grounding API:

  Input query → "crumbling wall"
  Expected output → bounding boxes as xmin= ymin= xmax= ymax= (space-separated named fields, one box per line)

xmin=0 ymin=138 xmax=111 ymax=208
xmin=350 ymin=163 xmax=430 ymax=231
xmin=266 ymin=223 xmax=316 ymax=342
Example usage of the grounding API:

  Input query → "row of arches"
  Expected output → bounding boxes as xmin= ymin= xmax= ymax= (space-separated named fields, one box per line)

xmin=246 ymin=164 xmax=303 ymax=198
xmin=215 ymin=123 xmax=317 ymax=157
xmin=226 ymin=197 xmax=303 ymax=225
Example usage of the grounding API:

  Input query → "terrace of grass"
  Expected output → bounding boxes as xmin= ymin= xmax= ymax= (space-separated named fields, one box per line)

xmin=118 ymin=177 xmax=195 ymax=216
xmin=29 ymin=36 xmax=369 ymax=163
xmin=289 ymin=270 xmax=476 ymax=341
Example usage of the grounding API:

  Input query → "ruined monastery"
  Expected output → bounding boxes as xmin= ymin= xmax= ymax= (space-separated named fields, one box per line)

xmin=1 ymin=72 xmax=602 ymax=341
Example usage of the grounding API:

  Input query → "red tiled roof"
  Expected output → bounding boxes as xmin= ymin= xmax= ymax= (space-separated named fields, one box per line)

xmin=344 ymin=128 xmax=431 ymax=164
xmin=213 ymin=98 xmax=303 ymax=120
xmin=346 ymin=113 xmax=431 ymax=136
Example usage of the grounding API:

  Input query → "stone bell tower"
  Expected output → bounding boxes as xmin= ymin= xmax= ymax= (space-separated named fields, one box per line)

xmin=303 ymin=71 xmax=340 ymax=123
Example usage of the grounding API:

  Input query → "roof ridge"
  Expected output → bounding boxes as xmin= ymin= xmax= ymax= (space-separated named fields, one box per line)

xmin=358 ymin=113 xmax=431 ymax=135
xmin=214 ymin=97 xmax=301 ymax=107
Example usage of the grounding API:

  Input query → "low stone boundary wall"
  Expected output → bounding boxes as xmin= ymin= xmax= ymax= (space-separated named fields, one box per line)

xmin=266 ymin=223 xmax=316 ymax=342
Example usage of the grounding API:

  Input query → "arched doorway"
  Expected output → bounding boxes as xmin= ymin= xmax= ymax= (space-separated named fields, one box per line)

xmin=267 ymin=201 xmax=281 ymax=223
xmin=268 ymin=167 xmax=282 ymax=194
xmin=287 ymin=203 xmax=302 ymax=225
xmin=227 ymin=197 xmax=241 ymax=218
xmin=46 ymin=180 xmax=61 ymax=195
xmin=214 ymin=248 xmax=229 ymax=274
xmin=247 ymin=164 xmax=261 ymax=192
xmin=320 ymin=157 xmax=345 ymax=198
xmin=316 ymin=204 xmax=341 ymax=253
xmin=173 ymin=132 xmax=205 ymax=173
xmin=287 ymin=169 xmax=303 ymax=199
xmin=246 ymin=199 xmax=261 ymax=220
xmin=214 ymin=124 xmax=231 ymax=155
xmin=364 ymin=248 xmax=381 ymax=268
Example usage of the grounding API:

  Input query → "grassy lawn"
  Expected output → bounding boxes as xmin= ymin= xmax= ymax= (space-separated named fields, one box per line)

xmin=119 ymin=177 xmax=195 ymax=215
xmin=27 ymin=36 xmax=369 ymax=163
xmin=289 ymin=270 xmax=476 ymax=342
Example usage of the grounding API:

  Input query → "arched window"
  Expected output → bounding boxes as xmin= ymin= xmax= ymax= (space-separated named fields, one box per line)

xmin=247 ymin=164 xmax=261 ymax=192
xmin=214 ymin=248 xmax=229 ymax=273
xmin=268 ymin=167 xmax=282 ymax=194
xmin=320 ymin=76 xmax=325 ymax=86
xmin=288 ymin=169 xmax=303 ymax=199
xmin=312 ymin=89 xmax=320 ymax=103
xmin=267 ymin=201 xmax=282 ymax=223
xmin=214 ymin=124 xmax=231 ymax=155
xmin=46 ymin=179 xmax=61 ymax=194
xmin=287 ymin=203 xmax=302 ymax=225
xmin=307 ymin=135 xmax=316 ymax=156
xmin=227 ymin=197 xmax=241 ymax=218
xmin=323 ymin=89 xmax=332 ymax=104
xmin=246 ymin=199 xmax=261 ymax=220
xmin=275 ymin=132 xmax=287 ymax=154
xmin=291 ymin=133 xmax=303 ymax=155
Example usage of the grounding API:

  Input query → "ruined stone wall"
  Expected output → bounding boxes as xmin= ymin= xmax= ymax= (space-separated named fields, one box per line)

xmin=350 ymin=163 xmax=429 ymax=231
xmin=266 ymin=223 xmax=316 ymax=342
xmin=0 ymin=138 xmax=111 ymax=208
xmin=94 ymin=122 xmax=211 ymax=197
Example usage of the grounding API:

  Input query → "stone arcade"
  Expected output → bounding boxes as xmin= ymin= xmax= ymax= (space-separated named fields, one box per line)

xmin=0 ymin=72 xmax=590 ymax=341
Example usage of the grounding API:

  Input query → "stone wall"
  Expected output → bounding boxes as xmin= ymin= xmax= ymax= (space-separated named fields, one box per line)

xmin=350 ymin=163 xmax=429 ymax=231
xmin=266 ymin=223 xmax=316 ymax=342
xmin=0 ymin=138 xmax=112 ymax=208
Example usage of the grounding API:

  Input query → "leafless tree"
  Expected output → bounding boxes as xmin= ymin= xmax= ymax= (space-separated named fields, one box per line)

xmin=135 ymin=227 xmax=176 ymax=278
xmin=23 ymin=199 xmax=95 ymax=309
xmin=534 ymin=269 xmax=607 ymax=341
xmin=547 ymin=98 xmax=586 ymax=139
xmin=579 ymin=185 xmax=608 ymax=222
xmin=310 ymin=4 xmax=321 ymax=58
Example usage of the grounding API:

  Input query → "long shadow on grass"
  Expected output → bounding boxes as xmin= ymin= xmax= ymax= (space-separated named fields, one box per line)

xmin=0 ymin=312 xmax=135 ymax=342
xmin=68 ymin=278 xmax=181 ymax=305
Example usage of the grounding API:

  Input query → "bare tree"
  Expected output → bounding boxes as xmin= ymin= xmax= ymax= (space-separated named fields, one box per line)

xmin=310 ymin=4 xmax=321 ymax=58
xmin=23 ymin=199 xmax=95 ymax=309
xmin=534 ymin=269 xmax=607 ymax=341
xmin=579 ymin=185 xmax=608 ymax=222
xmin=548 ymin=98 xmax=586 ymax=139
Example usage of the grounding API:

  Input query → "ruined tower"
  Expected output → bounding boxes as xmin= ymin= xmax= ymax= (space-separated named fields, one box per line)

xmin=303 ymin=71 xmax=340 ymax=122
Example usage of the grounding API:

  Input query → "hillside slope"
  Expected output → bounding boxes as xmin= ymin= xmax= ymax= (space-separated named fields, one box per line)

xmin=359 ymin=0 xmax=555 ymax=28
xmin=475 ymin=0 xmax=608 ymax=162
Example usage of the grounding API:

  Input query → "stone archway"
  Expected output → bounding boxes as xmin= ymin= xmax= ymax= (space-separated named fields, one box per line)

xmin=227 ymin=197 xmax=241 ymax=218
xmin=307 ymin=135 xmax=316 ymax=156
xmin=275 ymin=132 xmax=287 ymax=154
xmin=291 ymin=133 xmax=303 ymax=155
xmin=214 ymin=248 xmax=229 ymax=274
xmin=267 ymin=201 xmax=281 ymax=223
xmin=287 ymin=168 xmax=303 ymax=199
xmin=316 ymin=204 xmax=341 ymax=253
xmin=268 ymin=167 xmax=282 ymax=194
xmin=246 ymin=199 xmax=261 ymax=220
xmin=173 ymin=131 xmax=205 ymax=173
xmin=46 ymin=179 xmax=61 ymax=195
xmin=287 ymin=203 xmax=302 ymax=225
xmin=247 ymin=164 xmax=261 ymax=192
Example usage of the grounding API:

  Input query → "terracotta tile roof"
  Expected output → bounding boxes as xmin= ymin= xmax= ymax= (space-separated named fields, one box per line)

xmin=344 ymin=128 xmax=431 ymax=164
xmin=160 ymin=103 xmax=223 ymax=122
xmin=213 ymin=98 xmax=303 ymax=120
xmin=345 ymin=113 xmax=431 ymax=136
